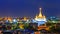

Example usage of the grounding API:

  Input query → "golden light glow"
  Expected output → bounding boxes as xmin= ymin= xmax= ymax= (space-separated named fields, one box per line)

xmin=35 ymin=8 xmax=46 ymax=21
xmin=23 ymin=17 xmax=27 ymax=21
xmin=19 ymin=24 xmax=24 ymax=29
xmin=7 ymin=17 xmax=12 ymax=23
xmin=39 ymin=8 xmax=43 ymax=17
xmin=4 ymin=17 xmax=8 ymax=20
xmin=34 ymin=31 xmax=40 ymax=34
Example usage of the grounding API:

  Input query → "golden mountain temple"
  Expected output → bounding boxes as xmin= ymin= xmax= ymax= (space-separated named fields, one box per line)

xmin=35 ymin=8 xmax=46 ymax=22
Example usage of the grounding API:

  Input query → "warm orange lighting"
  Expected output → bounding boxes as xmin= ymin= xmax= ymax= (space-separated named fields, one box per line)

xmin=34 ymin=31 xmax=40 ymax=34
xmin=23 ymin=17 xmax=27 ymax=21
xmin=7 ymin=17 xmax=12 ymax=23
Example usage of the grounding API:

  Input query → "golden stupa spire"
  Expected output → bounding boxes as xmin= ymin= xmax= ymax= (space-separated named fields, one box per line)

xmin=35 ymin=7 xmax=47 ymax=22
xmin=39 ymin=8 xmax=43 ymax=17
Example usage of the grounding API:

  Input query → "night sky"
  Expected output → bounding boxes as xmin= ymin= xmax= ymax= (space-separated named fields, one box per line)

xmin=0 ymin=0 xmax=60 ymax=18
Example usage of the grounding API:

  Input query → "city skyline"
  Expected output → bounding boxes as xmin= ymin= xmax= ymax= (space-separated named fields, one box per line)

xmin=0 ymin=0 xmax=60 ymax=17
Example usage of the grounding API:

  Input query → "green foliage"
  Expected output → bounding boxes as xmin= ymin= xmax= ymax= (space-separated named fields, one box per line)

xmin=49 ymin=25 xmax=60 ymax=33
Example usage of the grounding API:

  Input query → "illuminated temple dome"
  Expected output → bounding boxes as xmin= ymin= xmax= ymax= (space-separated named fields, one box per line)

xmin=35 ymin=8 xmax=46 ymax=22
xmin=33 ymin=8 xmax=47 ymax=26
